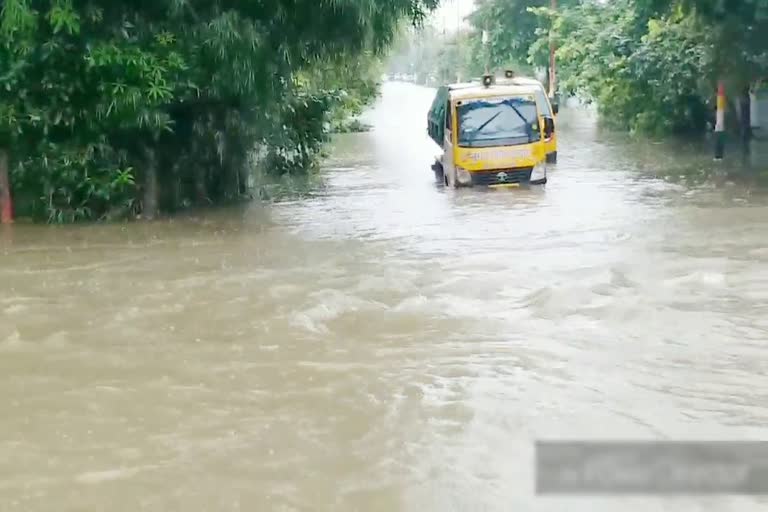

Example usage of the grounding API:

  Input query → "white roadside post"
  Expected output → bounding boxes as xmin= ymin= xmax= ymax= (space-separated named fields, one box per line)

xmin=750 ymin=83 xmax=760 ymax=132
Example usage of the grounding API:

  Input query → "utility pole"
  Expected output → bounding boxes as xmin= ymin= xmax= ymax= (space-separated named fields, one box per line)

xmin=442 ymin=13 xmax=447 ymax=84
xmin=456 ymin=0 xmax=462 ymax=83
xmin=548 ymin=0 xmax=557 ymax=99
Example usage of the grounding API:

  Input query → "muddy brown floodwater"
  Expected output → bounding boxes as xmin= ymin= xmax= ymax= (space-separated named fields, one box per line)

xmin=2 ymin=82 xmax=768 ymax=511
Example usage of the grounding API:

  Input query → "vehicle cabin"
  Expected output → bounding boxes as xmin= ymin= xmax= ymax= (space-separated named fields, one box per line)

xmin=428 ymin=75 xmax=558 ymax=188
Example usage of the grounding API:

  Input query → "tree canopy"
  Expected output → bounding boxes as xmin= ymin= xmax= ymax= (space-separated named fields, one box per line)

xmin=554 ymin=0 xmax=768 ymax=133
xmin=0 ymin=0 xmax=438 ymax=221
xmin=392 ymin=0 xmax=768 ymax=136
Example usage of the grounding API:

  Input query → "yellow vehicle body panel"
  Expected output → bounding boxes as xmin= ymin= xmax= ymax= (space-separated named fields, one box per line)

xmin=449 ymin=89 xmax=550 ymax=173
xmin=451 ymin=79 xmax=558 ymax=163
xmin=428 ymin=77 xmax=557 ymax=186
xmin=455 ymin=143 xmax=545 ymax=173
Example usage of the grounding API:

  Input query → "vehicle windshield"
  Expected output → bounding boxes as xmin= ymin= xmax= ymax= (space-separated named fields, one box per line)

xmin=457 ymin=96 xmax=540 ymax=148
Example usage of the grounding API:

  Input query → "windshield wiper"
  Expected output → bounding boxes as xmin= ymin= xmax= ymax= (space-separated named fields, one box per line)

xmin=466 ymin=111 xmax=502 ymax=143
xmin=506 ymin=103 xmax=530 ymax=126
xmin=505 ymin=103 xmax=537 ymax=142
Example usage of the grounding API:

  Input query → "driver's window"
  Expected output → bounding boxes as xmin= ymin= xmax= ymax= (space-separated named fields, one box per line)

xmin=535 ymin=89 xmax=552 ymax=117
xmin=445 ymin=101 xmax=452 ymax=130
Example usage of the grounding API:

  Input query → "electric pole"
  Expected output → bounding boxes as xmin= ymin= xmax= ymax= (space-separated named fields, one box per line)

xmin=549 ymin=0 xmax=557 ymax=99
xmin=456 ymin=0 xmax=462 ymax=83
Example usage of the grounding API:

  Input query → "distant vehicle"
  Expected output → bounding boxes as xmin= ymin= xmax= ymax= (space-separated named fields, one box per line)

xmin=427 ymin=71 xmax=558 ymax=188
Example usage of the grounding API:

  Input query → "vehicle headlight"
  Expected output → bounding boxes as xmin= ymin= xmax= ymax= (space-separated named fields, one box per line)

xmin=531 ymin=162 xmax=547 ymax=181
xmin=456 ymin=166 xmax=472 ymax=185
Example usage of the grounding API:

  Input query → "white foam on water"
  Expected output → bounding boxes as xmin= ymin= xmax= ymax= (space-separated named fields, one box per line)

xmin=664 ymin=271 xmax=727 ymax=287
xmin=75 ymin=467 xmax=140 ymax=485
xmin=3 ymin=304 xmax=28 ymax=315
xmin=288 ymin=312 xmax=330 ymax=334
xmin=0 ymin=330 xmax=24 ymax=351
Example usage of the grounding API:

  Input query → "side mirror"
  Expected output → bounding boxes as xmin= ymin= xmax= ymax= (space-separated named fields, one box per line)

xmin=552 ymin=102 xmax=560 ymax=115
xmin=543 ymin=117 xmax=555 ymax=138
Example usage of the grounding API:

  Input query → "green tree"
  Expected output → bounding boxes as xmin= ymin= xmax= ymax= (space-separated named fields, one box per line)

xmin=453 ymin=0 xmax=768 ymax=136
xmin=468 ymin=0 xmax=548 ymax=73
xmin=553 ymin=0 xmax=715 ymax=134
xmin=0 ymin=0 xmax=439 ymax=222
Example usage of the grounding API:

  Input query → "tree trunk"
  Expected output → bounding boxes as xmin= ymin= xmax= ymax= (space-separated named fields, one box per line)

xmin=195 ymin=165 xmax=208 ymax=204
xmin=143 ymin=147 xmax=158 ymax=220
xmin=0 ymin=148 xmax=12 ymax=224
xmin=170 ymin=162 xmax=181 ymax=212
xmin=223 ymin=151 xmax=241 ymax=201
xmin=739 ymin=86 xmax=752 ymax=151
xmin=548 ymin=0 xmax=557 ymax=98
xmin=239 ymin=162 xmax=249 ymax=197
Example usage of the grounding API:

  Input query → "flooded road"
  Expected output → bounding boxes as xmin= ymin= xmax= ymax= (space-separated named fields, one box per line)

xmin=2 ymin=82 xmax=768 ymax=511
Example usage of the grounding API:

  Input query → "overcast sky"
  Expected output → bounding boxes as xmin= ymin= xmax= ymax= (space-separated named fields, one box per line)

xmin=431 ymin=0 xmax=476 ymax=33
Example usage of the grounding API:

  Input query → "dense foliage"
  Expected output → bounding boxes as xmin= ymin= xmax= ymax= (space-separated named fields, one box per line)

xmin=554 ymin=0 xmax=717 ymax=134
xmin=393 ymin=0 xmax=768 ymax=136
xmin=532 ymin=0 xmax=767 ymax=133
xmin=0 ymin=0 xmax=437 ymax=222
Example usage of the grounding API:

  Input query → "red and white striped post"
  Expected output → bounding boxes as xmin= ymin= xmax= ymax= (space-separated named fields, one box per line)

xmin=714 ymin=81 xmax=726 ymax=160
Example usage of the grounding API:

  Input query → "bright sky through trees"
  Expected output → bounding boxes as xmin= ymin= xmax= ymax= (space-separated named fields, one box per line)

xmin=432 ymin=0 xmax=476 ymax=33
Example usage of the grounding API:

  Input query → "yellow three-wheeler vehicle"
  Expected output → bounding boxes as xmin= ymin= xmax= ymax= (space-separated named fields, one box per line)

xmin=428 ymin=72 xmax=558 ymax=188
